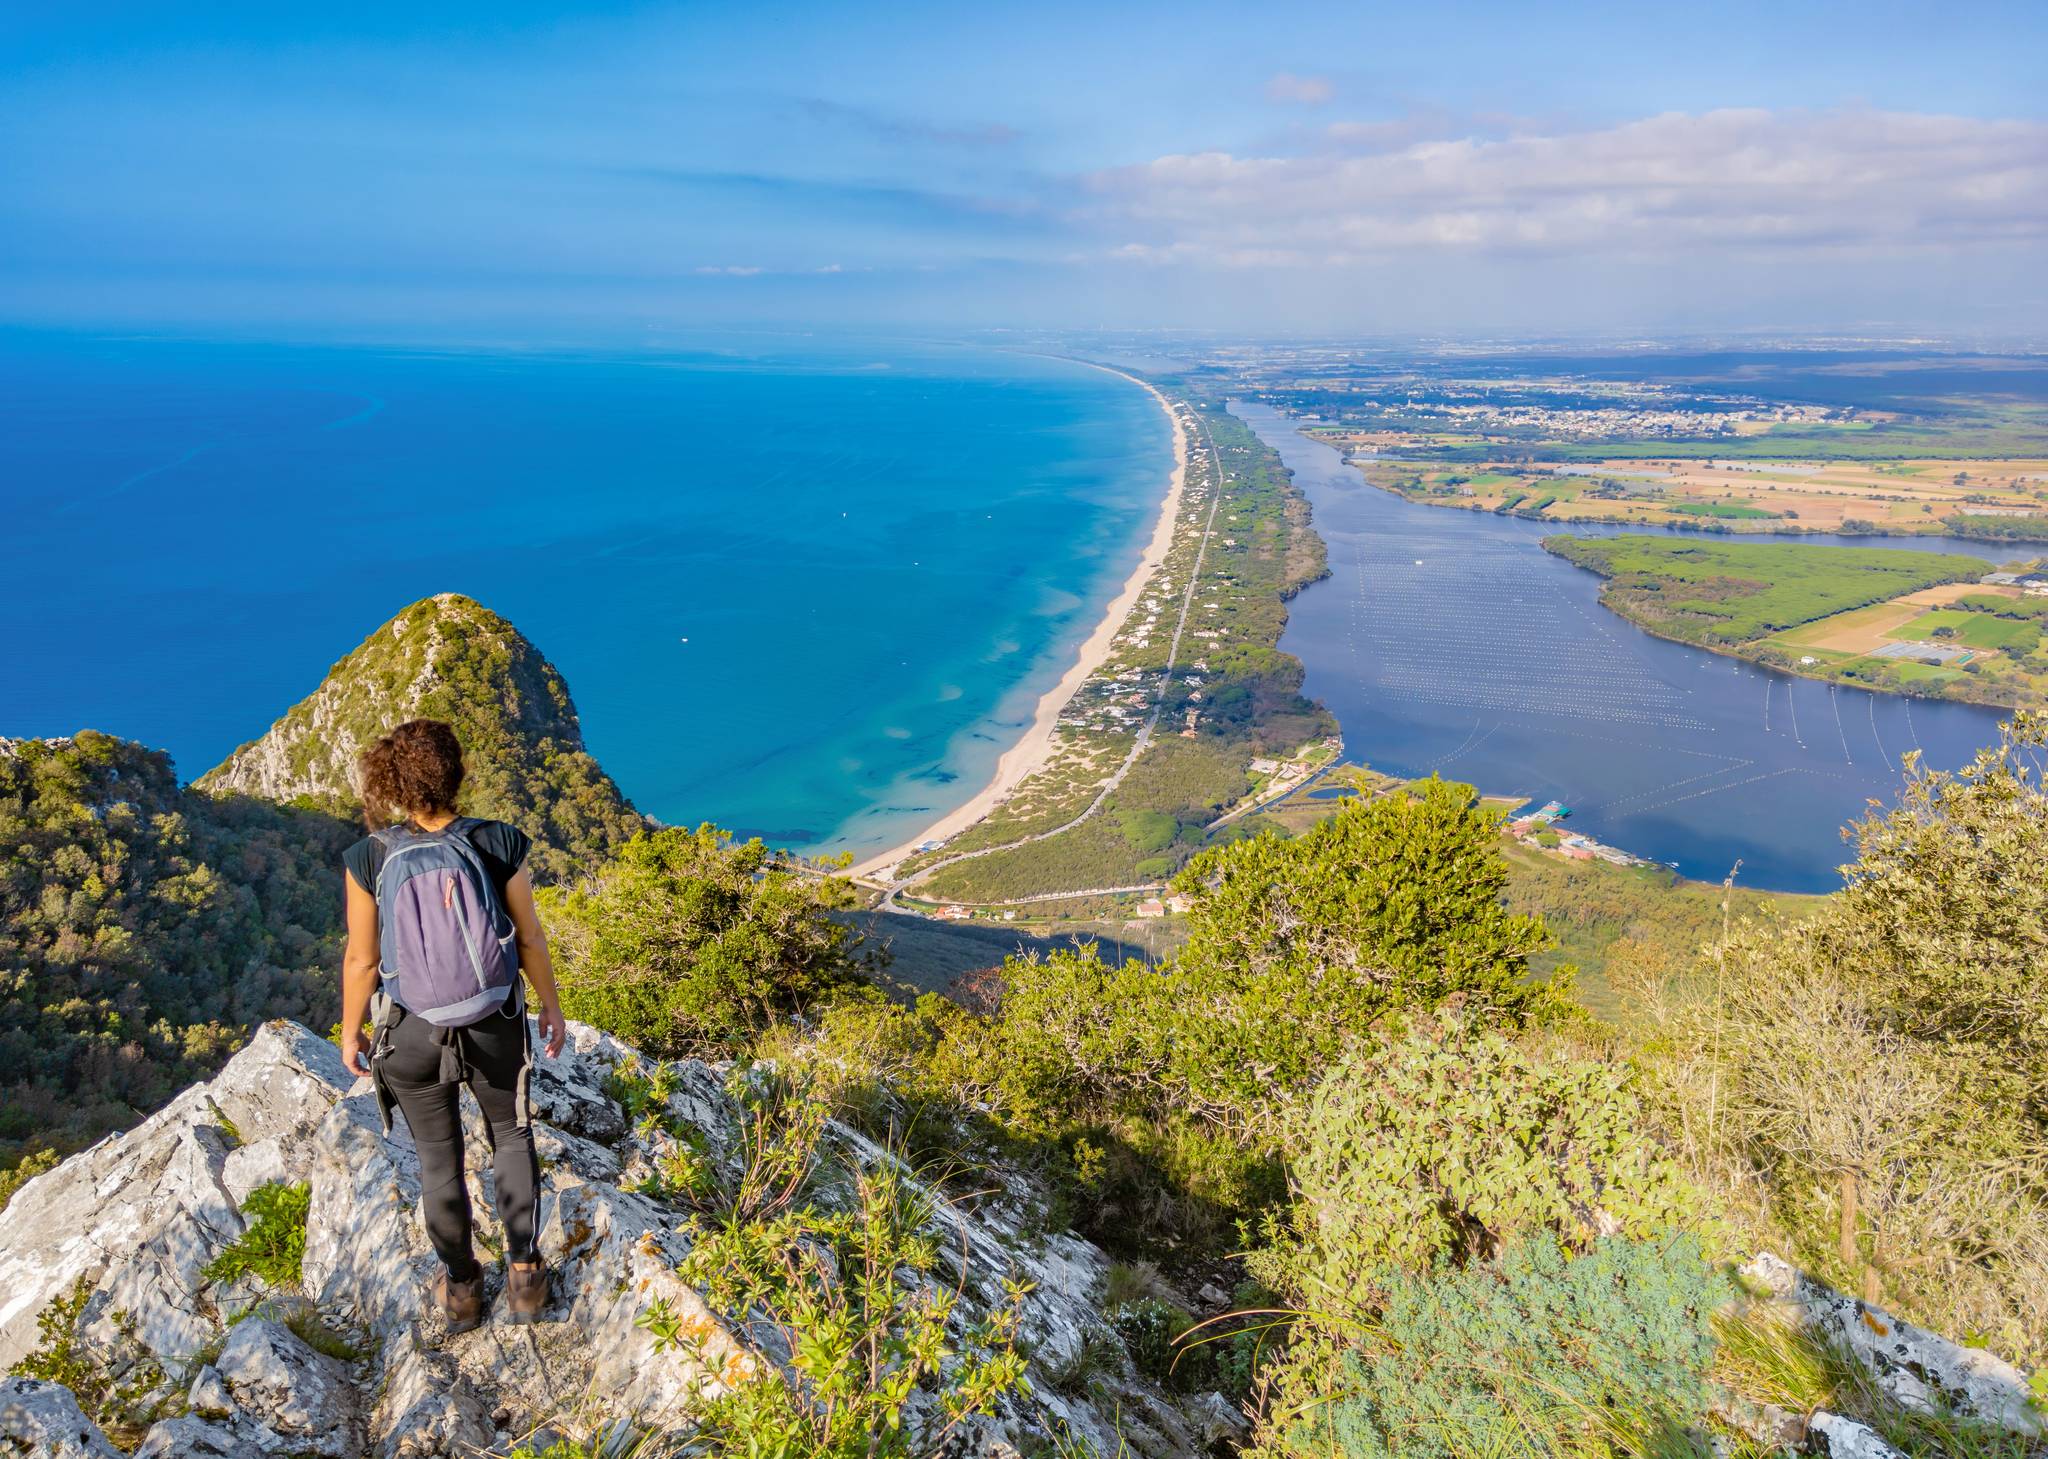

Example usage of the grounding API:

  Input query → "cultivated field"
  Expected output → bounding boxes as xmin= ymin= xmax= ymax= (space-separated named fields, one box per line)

xmin=1354 ymin=453 xmax=2048 ymax=535
xmin=1544 ymin=534 xmax=2048 ymax=709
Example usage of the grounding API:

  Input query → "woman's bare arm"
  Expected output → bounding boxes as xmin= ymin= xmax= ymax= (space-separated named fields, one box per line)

xmin=339 ymin=872 xmax=381 ymax=1077
xmin=504 ymin=869 xmax=567 ymax=1058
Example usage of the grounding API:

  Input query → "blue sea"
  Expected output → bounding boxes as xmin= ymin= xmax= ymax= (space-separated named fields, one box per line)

xmin=0 ymin=333 xmax=1170 ymax=855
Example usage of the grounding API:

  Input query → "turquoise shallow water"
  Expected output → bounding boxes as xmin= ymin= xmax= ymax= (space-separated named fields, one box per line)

xmin=0 ymin=333 xmax=1170 ymax=855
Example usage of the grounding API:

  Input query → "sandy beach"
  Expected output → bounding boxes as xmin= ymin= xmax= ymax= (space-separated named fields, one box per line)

xmin=847 ymin=367 xmax=1188 ymax=880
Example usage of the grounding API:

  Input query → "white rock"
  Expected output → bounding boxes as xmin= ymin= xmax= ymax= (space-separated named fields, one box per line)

xmin=1 ymin=1019 xmax=1201 ymax=1456
xmin=131 ymin=1413 xmax=274 ymax=1458
xmin=0 ymin=1377 xmax=122 ymax=1458
xmin=214 ymin=1318 xmax=364 ymax=1457
xmin=1742 ymin=1253 xmax=2042 ymax=1436
xmin=0 ymin=1022 xmax=353 ymax=1372
xmin=369 ymin=1336 xmax=494 ymax=1459
xmin=186 ymin=1364 xmax=234 ymax=1418
xmin=1809 ymin=1410 xmax=1910 ymax=1458
xmin=222 ymin=1138 xmax=293 ymax=1206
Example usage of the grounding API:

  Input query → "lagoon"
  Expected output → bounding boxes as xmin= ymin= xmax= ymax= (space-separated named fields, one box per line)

xmin=1240 ymin=400 xmax=2014 ymax=893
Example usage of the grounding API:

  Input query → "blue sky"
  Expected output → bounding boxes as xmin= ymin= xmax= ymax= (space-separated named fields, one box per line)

xmin=3 ymin=1 xmax=2044 ymax=337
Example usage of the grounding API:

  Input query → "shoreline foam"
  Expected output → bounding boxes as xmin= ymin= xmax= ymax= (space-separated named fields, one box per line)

xmin=845 ymin=366 xmax=1188 ymax=880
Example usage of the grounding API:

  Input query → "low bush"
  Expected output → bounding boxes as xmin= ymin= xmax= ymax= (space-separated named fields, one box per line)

xmin=1252 ymin=1013 xmax=1706 ymax=1317
xmin=201 ymin=1181 xmax=311 ymax=1288
xmin=1256 ymin=1235 xmax=1730 ymax=1459
xmin=638 ymin=1074 xmax=1030 ymax=1458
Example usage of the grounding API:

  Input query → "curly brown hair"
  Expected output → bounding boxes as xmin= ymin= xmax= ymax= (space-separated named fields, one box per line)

xmin=358 ymin=719 xmax=466 ymax=827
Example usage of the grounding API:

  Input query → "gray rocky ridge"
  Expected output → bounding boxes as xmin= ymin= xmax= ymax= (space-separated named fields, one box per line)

xmin=0 ymin=1020 xmax=1203 ymax=1458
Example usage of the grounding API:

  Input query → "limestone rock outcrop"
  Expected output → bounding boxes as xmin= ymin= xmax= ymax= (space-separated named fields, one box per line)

xmin=0 ymin=1020 xmax=1207 ymax=1457
xmin=1742 ymin=1253 xmax=2043 ymax=1439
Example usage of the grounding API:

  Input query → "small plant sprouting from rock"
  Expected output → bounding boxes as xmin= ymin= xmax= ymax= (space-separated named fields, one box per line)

xmin=607 ymin=1056 xmax=723 ymax=1207
xmin=8 ymin=1278 xmax=170 ymax=1445
xmin=201 ymin=1180 xmax=311 ymax=1288
xmin=636 ymin=1071 xmax=1032 ymax=1457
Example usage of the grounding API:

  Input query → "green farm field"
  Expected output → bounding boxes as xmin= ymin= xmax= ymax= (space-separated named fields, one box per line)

xmin=1542 ymin=536 xmax=1984 ymax=645
xmin=1900 ymin=609 xmax=2041 ymax=651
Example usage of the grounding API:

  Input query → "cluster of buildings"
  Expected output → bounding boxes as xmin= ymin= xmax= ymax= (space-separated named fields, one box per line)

xmin=1134 ymin=893 xmax=1193 ymax=918
xmin=1983 ymin=568 xmax=2048 ymax=597
xmin=1389 ymin=398 xmax=1838 ymax=442
xmin=929 ymin=904 xmax=1019 ymax=923
xmin=1505 ymin=801 xmax=1648 ymax=867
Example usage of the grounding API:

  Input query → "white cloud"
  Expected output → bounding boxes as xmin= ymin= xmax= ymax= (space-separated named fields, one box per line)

xmin=1082 ymin=108 xmax=2048 ymax=265
xmin=693 ymin=264 xmax=763 ymax=276
xmin=1265 ymin=72 xmax=1333 ymax=106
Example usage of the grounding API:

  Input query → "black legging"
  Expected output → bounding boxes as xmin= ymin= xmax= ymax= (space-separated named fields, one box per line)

xmin=378 ymin=1006 xmax=540 ymax=1279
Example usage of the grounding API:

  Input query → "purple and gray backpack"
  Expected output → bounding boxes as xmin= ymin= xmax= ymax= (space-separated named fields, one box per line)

xmin=372 ymin=817 xmax=520 ymax=1026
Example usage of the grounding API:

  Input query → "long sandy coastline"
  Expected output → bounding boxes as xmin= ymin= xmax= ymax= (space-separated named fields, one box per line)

xmin=846 ymin=366 xmax=1188 ymax=880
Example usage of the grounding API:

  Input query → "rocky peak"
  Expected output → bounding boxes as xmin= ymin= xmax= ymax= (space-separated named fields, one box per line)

xmin=196 ymin=594 xmax=645 ymax=882
xmin=0 ymin=1020 xmax=1216 ymax=1458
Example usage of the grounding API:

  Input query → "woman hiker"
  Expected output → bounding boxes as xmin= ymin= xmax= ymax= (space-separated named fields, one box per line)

xmin=337 ymin=718 xmax=570 ymax=1333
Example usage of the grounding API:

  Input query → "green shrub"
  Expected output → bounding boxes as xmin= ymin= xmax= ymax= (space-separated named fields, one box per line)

xmin=1109 ymin=1298 xmax=1189 ymax=1383
xmin=1669 ymin=714 xmax=2048 ymax=1360
xmin=1253 ymin=1014 xmax=1705 ymax=1317
xmin=643 ymin=1138 xmax=1030 ymax=1456
xmin=1259 ymin=1235 xmax=1729 ymax=1459
xmin=201 ymin=1181 xmax=311 ymax=1288
xmin=8 ymin=1279 xmax=169 ymax=1444
xmin=1116 ymin=809 xmax=1178 ymax=853
xmin=1160 ymin=781 xmax=1567 ymax=1133
xmin=539 ymin=826 xmax=868 ymax=1056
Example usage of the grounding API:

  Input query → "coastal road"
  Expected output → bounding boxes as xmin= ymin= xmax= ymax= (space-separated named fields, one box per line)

xmin=896 ymin=882 xmax=1170 ymax=909
xmin=877 ymin=404 xmax=1226 ymax=911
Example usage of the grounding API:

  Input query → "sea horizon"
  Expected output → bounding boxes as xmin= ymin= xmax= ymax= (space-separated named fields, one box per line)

xmin=0 ymin=330 xmax=1174 ymax=856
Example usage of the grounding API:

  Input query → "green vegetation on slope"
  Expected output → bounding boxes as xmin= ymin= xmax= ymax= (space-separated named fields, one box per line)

xmin=0 ymin=732 xmax=353 ymax=1178
xmin=1 ymin=594 xmax=645 ymax=1191
xmin=12 ymin=672 xmax=2045 ymax=1449
xmin=1500 ymin=843 xmax=1821 ymax=1017
xmin=200 ymin=592 xmax=644 ymax=882
xmin=1544 ymin=535 xmax=1983 ymax=645
xmin=1623 ymin=713 xmax=2048 ymax=1363
xmin=539 ymin=824 xmax=869 ymax=1056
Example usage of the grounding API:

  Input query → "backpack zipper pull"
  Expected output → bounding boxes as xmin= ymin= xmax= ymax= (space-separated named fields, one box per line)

xmin=443 ymin=874 xmax=455 ymax=909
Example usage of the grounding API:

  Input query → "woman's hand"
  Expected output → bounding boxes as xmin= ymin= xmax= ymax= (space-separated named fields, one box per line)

xmin=537 ymin=1000 xmax=568 ymax=1059
xmin=340 ymin=1024 xmax=371 ymax=1079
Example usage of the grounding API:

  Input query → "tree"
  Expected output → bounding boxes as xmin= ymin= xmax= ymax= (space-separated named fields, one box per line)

xmin=1156 ymin=779 xmax=1565 ymax=1129
xmin=1658 ymin=714 xmax=2048 ymax=1358
xmin=538 ymin=827 xmax=868 ymax=1055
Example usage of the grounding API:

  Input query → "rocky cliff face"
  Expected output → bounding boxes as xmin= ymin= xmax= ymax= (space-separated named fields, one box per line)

xmin=0 ymin=1021 xmax=1219 ymax=1458
xmin=198 ymin=593 xmax=645 ymax=882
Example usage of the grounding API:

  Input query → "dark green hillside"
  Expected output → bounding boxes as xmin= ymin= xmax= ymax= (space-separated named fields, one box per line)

xmin=199 ymin=593 xmax=645 ymax=882
xmin=0 ymin=732 xmax=353 ymax=1172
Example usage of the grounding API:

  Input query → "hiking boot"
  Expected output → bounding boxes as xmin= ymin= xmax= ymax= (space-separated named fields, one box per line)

xmin=434 ymin=1267 xmax=484 ymax=1335
xmin=503 ymin=1261 xmax=549 ymax=1325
